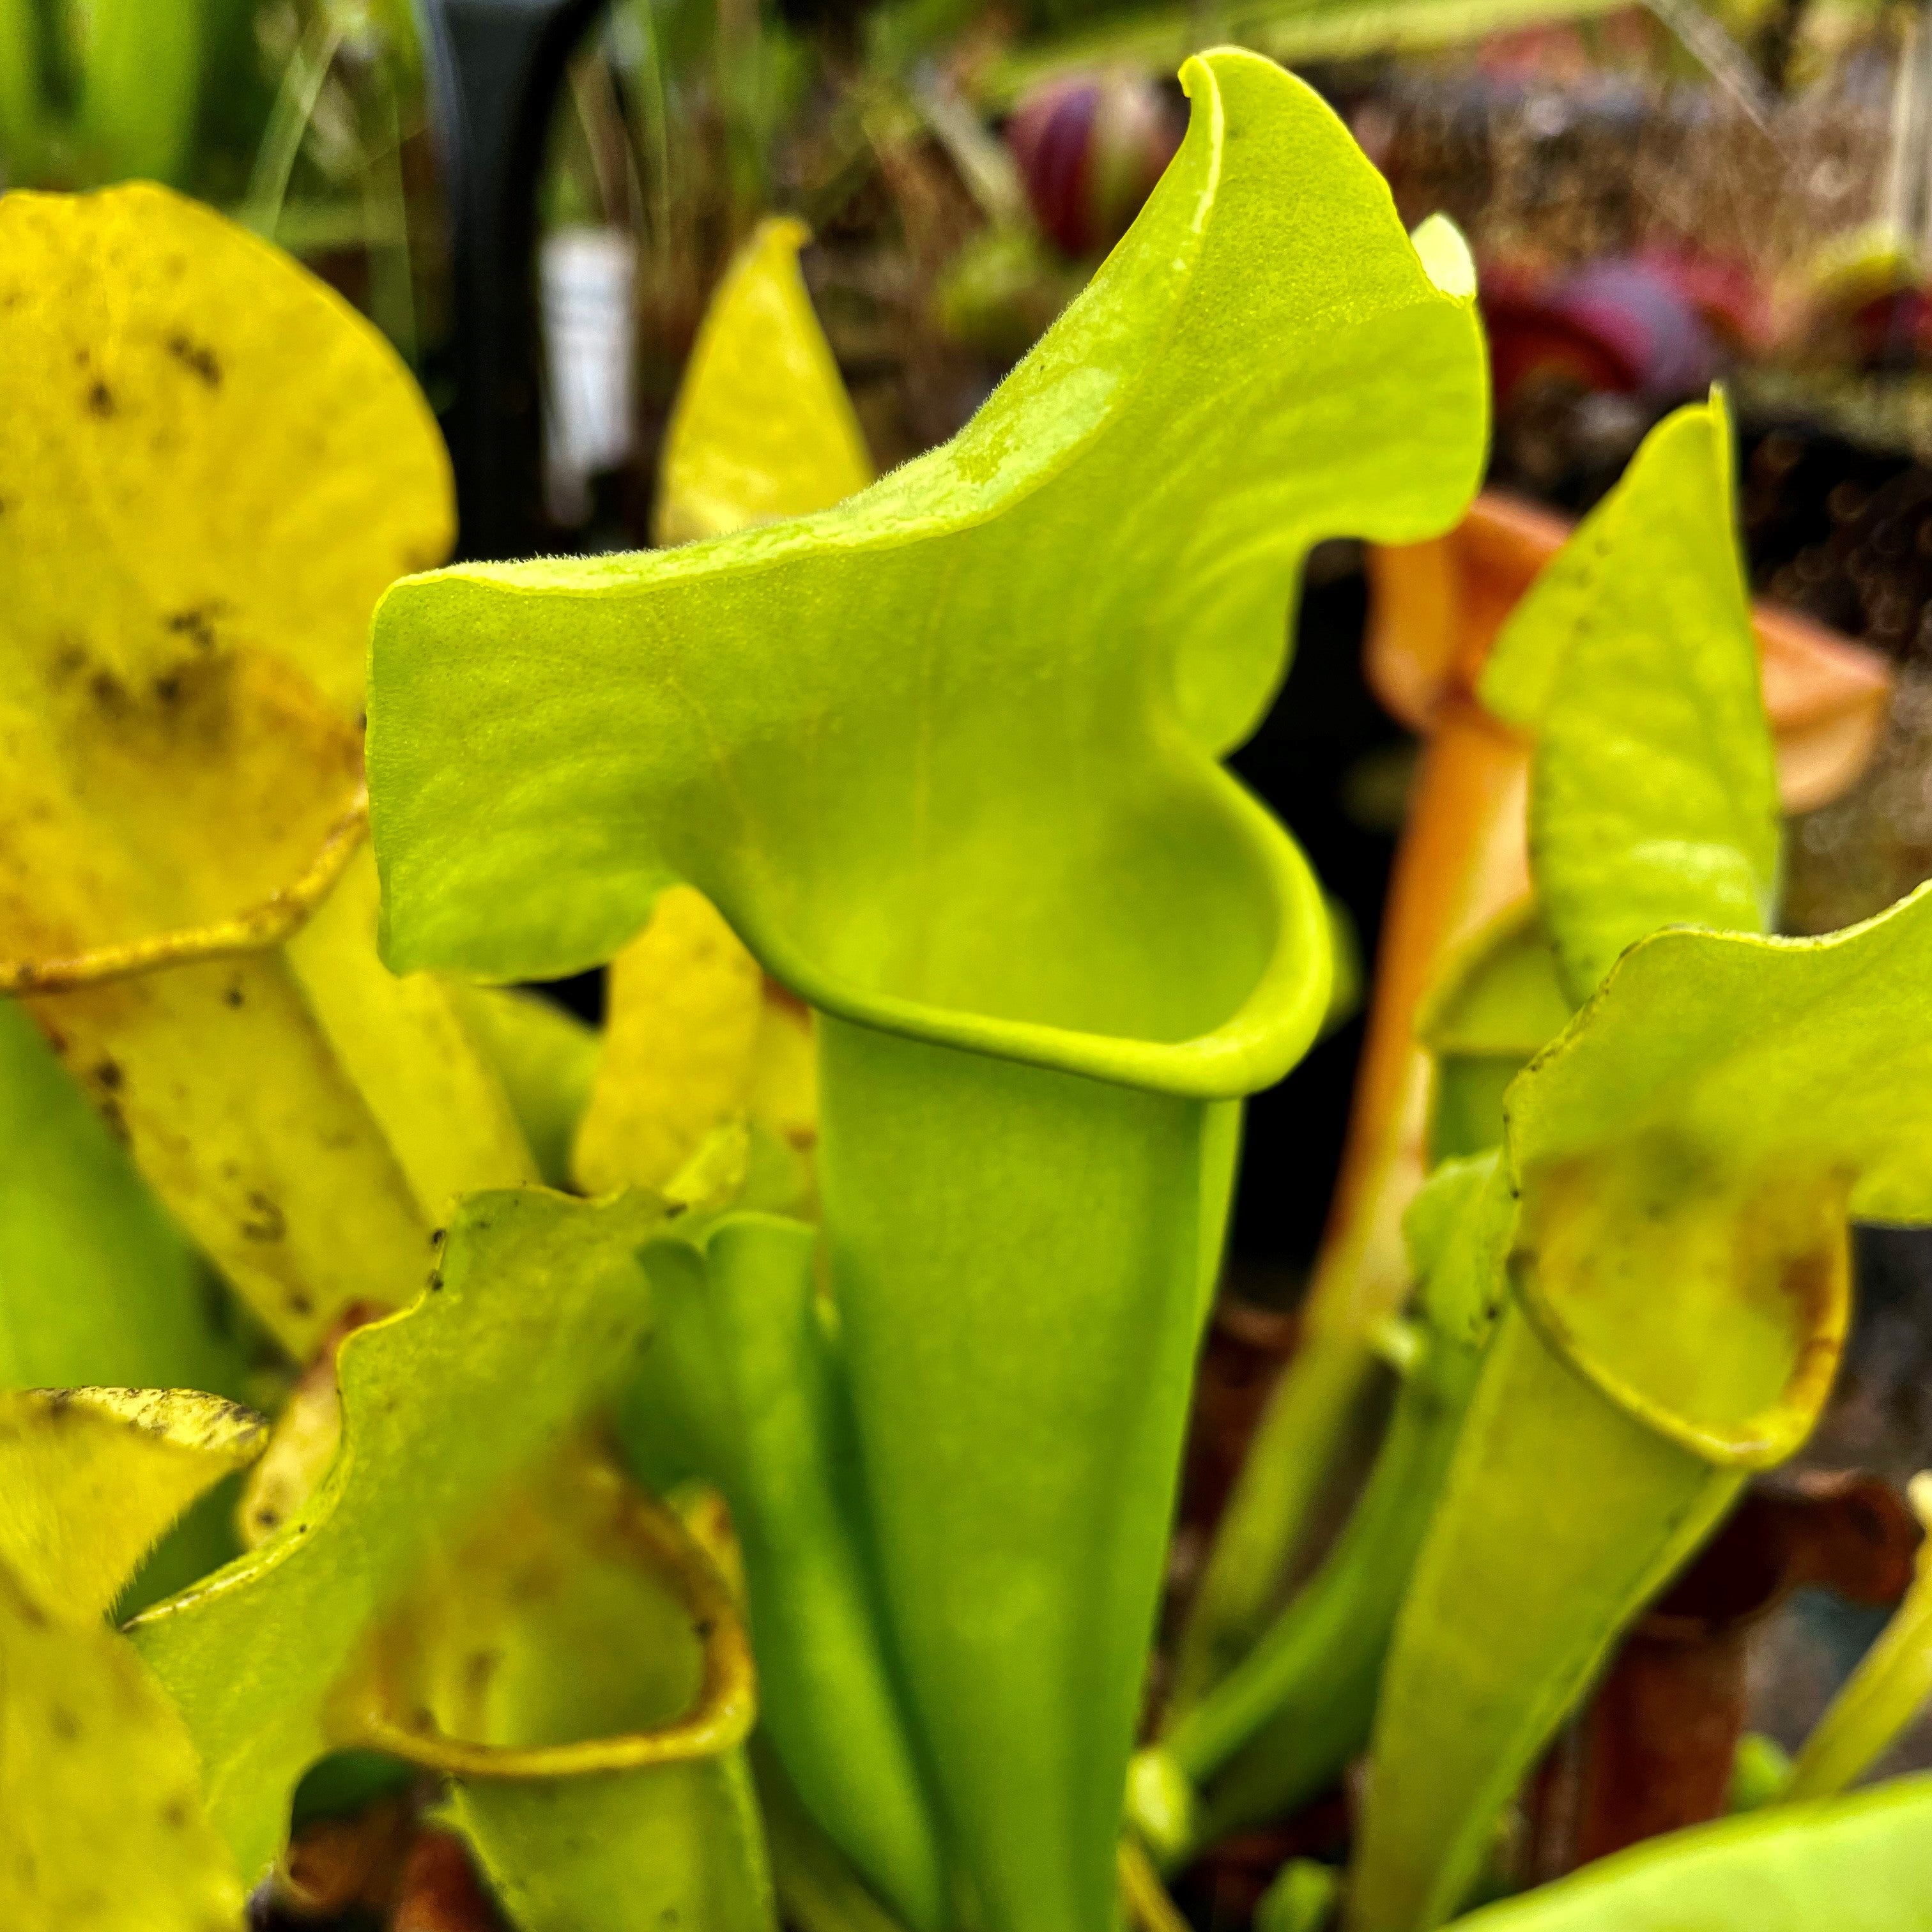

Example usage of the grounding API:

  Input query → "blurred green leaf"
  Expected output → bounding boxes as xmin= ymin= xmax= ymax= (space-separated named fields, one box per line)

xmin=132 ymin=1186 xmax=670 ymax=1881
xmin=1481 ymin=397 xmax=1779 ymax=1004
xmin=1446 ymin=1774 xmax=1932 ymax=1931
xmin=371 ymin=50 xmax=1485 ymax=1932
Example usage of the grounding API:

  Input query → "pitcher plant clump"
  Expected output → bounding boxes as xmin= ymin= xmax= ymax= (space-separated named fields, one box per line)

xmin=5 ymin=42 xmax=1932 ymax=1932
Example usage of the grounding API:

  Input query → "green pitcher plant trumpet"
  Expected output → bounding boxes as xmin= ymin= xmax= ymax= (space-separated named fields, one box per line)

xmin=368 ymin=47 xmax=1486 ymax=1932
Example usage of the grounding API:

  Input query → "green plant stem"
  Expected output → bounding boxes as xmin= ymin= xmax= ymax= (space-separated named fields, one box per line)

xmin=1155 ymin=1156 xmax=1506 ymax=1851
xmin=1170 ymin=1326 xmax=1385 ymax=1712
xmin=1166 ymin=1331 xmax=1469 ymax=1837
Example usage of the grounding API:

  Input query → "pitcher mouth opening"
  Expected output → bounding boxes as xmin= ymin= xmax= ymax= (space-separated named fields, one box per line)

xmin=735 ymin=763 xmax=1332 ymax=1101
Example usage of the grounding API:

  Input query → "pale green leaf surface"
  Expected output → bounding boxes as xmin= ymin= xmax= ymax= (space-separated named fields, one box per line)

xmin=130 ymin=1187 xmax=669 ymax=1880
xmin=456 ymin=1757 xmax=775 ymax=1932
xmin=755 ymin=1741 xmax=916 ymax=1932
xmin=372 ymin=52 xmax=1483 ymax=1932
xmin=654 ymin=215 xmax=873 ymax=545
xmin=1505 ymin=884 xmax=1932 ymax=1221
xmin=1351 ymin=407 xmax=1830 ymax=1932
xmin=0 ymin=1386 xmax=263 ymax=1620
xmin=1417 ymin=910 xmax=1571 ymax=1061
xmin=0 ymin=995 xmax=245 ymax=1394
xmin=1479 ymin=399 xmax=1779 ymax=1004
xmin=1427 ymin=1056 xmax=1524 ymax=1166
xmin=1446 ymin=1774 xmax=1932 ymax=1931
xmin=370 ymin=49 xmax=1485 ymax=1100
xmin=1354 ymin=1303 xmax=1742 ymax=1932
xmin=0 ymin=1558 xmax=245 ymax=1931
xmin=1418 ymin=908 xmax=1568 ymax=1161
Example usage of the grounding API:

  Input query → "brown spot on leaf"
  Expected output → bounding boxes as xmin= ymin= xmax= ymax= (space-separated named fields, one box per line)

xmin=240 ymin=1190 xmax=286 ymax=1243
xmin=164 ymin=604 xmax=221 ymax=650
xmin=164 ymin=332 xmax=222 ymax=387
xmin=223 ymin=980 xmax=245 ymax=1008
xmin=48 ymin=1704 xmax=79 ymax=1740
xmin=92 ymin=1057 xmax=123 ymax=1092
xmin=86 ymin=380 xmax=115 ymax=418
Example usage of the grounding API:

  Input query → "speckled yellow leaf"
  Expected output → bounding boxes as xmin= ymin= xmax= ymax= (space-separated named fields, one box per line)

xmin=653 ymin=217 xmax=873 ymax=547
xmin=0 ymin=183 xmax=448 ymax=717
xmin=0 ymin=1558 xmax=246 ymax=1931
xmin=0 ymin=184 xmax=532 ymax=1355
xmin=0 ymin=1386 xmax=264 ymax=1621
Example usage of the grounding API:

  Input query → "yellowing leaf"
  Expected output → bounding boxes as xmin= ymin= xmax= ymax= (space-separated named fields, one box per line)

xmin=0 ymin=183 xmax=449 ymax=719
xmin=285 ymin=846 xmax=539 ymax=1215
xmin=0 ymin=1386 xmax=264 ymax=1620
xmin=747 ymin=988 xmax=818 ymax=1152
xmin=19 ymin=955 xmax=434 ymax=1358
xmin=235 ymin=1308 xmax=385 ymax=1552
xmin=0 ymin=1558 xmax=245 ymax=1931
xmin=0 ymin=184 xmax=535 ymax=1356
xmin=654 ymin=217 xmax=874 ymax=547
xmin=574 ymin=887 xmax=766 ymax=1195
